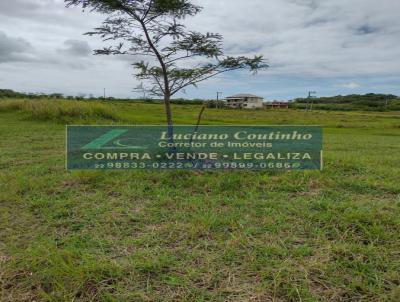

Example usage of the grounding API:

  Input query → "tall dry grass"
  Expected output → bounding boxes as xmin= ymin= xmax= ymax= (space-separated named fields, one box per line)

xmin=0 ymin=99 xmax=120 ymax=122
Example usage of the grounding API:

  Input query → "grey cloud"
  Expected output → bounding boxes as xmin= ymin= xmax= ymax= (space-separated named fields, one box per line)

xmin=0 ymin=0 xmax=399 ymax=98
xmin=0 ymin=0 xmax=103 ymax=30
xmin=288 ymin=0 xmax=319 ymax=10
xmin=0 ymin=31 xmax=33 ymax=63
xmin=339 ymin=82 xmax=361 ymax=89
xmin=224 ymin=44 xmax=264 ymax=56
xmin=0 ymin=0 xmax=43 ymax=17
xmin=190 ymin=0 xmax=400 ymax=77
xmin=356 ymin=24 xmax=378 ymax=35
xmin=59 ymin=39 xmax=91 ymax=57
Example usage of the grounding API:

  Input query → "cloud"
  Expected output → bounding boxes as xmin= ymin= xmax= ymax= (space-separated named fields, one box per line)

xmin=340 ymin=82 xmax=361 ymax=89
xmin=189 ymin=0 xmax=400 ymax=78
xmin=0 ymin=0 xmax=399 ymax=99
xmin=356 ymin=24 xmax=378 ymax=35
xmin=0 ymin=0 xmax=43 ymax=18
xmin=0 ymin=0 xmax=100 ymax=27
xmin=59 ymin=39 xmax=91 ymax=57
xmin=0 ymin=31 xmax=33 ymax=63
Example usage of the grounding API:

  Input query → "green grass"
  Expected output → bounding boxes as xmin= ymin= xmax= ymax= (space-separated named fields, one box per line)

xmin=0 ymin=99 xmax=399 ymax=301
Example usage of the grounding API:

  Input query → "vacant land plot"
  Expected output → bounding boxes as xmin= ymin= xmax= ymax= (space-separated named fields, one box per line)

xmin=0 ymin=99 xmax=399 ymax=301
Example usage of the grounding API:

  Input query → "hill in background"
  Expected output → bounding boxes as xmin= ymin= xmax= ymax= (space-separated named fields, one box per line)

xmin=291 ymin=93 xmax=400 ymax=111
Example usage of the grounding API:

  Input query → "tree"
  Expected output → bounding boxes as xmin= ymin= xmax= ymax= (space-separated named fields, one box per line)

xmin=65 ymin=0 xmax=268 ymax=130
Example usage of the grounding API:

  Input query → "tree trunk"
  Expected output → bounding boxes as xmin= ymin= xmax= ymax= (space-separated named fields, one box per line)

xmin=164 ymin=93 xmax=174 ymax=140
xmin=194 ymin=104 xmax=206 ymax=133
xmin=189 ymin=104 xmax=206 ymax=146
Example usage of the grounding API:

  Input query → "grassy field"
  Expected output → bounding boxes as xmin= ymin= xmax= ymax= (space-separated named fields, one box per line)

xmin=0 ymin=99 xmax=399 ymax=302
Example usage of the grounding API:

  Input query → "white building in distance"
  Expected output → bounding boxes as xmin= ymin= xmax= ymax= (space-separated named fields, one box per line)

xmin=225 ymin=94 xmax=264 ymax=109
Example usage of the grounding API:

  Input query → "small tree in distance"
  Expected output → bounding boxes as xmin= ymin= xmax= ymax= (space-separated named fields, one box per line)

xmin=65 ymin=0 xmax=268 ymax=129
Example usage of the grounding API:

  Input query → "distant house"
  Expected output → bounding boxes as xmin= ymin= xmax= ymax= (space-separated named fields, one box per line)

xmin=225 ymin=94 xmax=264 ymax=109
xmin=264 ymin=102 xmax=289 ymax=109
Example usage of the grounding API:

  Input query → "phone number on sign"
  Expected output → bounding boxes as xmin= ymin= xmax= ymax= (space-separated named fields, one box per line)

xmin=92 ymin=162 xmax=304 ymax=170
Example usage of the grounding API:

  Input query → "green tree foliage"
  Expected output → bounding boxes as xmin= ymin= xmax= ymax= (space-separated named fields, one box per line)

xmin=291 ymin=93 xmax=400 ymax=111
xmin=206 ymin=100 xmax=226 ymax=109
xmin=64 ymin=0 xmax=268 ymax=127
xmin=0 ymin=89 xmax=26 ymax=98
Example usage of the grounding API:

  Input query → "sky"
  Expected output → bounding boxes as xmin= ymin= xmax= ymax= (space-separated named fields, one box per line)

xmin=0 ymin=0 xmax=399 ymax=101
